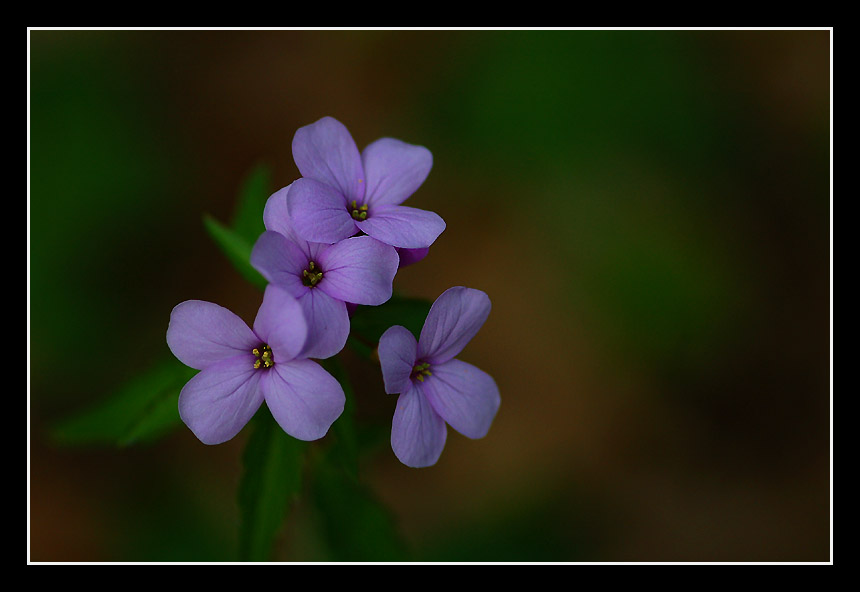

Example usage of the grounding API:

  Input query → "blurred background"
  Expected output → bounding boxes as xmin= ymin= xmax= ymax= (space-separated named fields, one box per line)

xmin=29 ymin=29 xmax=831 ymax=562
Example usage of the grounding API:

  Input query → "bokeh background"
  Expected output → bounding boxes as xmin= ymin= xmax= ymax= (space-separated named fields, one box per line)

xmin=29 ymin=29 xmax=831 ymax=562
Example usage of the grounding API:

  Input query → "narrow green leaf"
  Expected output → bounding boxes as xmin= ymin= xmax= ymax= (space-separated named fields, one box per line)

xmin=203 ymin=214 xmax=267 ymax=291
xmin=231 ymin=164 xmax=271 ymax=245
xmin=118 ymin=382 xmax=188 ymax=446
xmin=348 ymin=296 xmax=432 ymax=354
xmin=238 ymin=407 xmax=306 ymax=562
xmin=51 ymin=358 xmax=195 ymax=447
xmin=310 ymin=460 xmax=410 ymax=562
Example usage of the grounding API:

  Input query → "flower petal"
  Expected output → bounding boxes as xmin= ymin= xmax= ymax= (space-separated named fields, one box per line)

xmin=178 ymin=354 xmax=264 ymax=445
xmin=420 ymin=359 xmax=500 ymax=440
xmin=396 ymin=247 xmax=429 ymax=268
xmin=316 ymin=236 xmax=398 ymax=305
xmin=250 ymin=231 xmax=308 ymax=298
xmin=263 ymin=184 xmax=325 ymax=261
xmin=391 ymin=382 xmax=447 ymax=468
xmin=287 ymin=177 xmax=357 ymax=244
xmin=261 ymin=359 xmax=345 ymax=441
xmin=361 ymin=137 xmax=433 ymax=207
xmin=418 ymin=287 xmax=491 ymax=364
xmin=262 ymin=185 xmax=295 ymax=240
xmin=378 ymin=325 xmax=418 ymax=394
xmin=252 ymin=285 xmax=308 ymax=363
xmin=292 ymin=116 xmax=366 ymax=203
xmin=167 ymin=300 xmax=258 ymax=370
xmin=354 ymin=204 xmax=445 ymax=249
xmin=296 ymin=288 xmax=349 ymax=359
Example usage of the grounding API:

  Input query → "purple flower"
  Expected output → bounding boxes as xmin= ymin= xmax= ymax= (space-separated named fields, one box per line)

xmin=251 ymin=184 xmax=400 ymax=360
xmin=378 ymin=287 xmax=500 ymax=468
xmin=286 ymin=116 xmax=445 ymax=250
xmin=166 ymin=285 xmax=345 ymax=444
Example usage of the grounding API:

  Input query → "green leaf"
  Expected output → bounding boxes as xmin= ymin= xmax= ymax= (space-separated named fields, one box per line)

xmin=203 ymin=214 xmax=267 ymax=291
xmin=201 ymin=163 xmax=273 ymax=291
xmin=51 ymin=358 xmax=195 ymax=447
xmin=320 ymin=357 xmax=359 ymax=477
xmin=231 ymin=164 xmax=271 ymax=245
xmin=349 ymin=295 xmax=432 ymax=350
xmin=309 ymin=459 xmax=410 ymax=562
xmin=237 ymin=407 xmax=306 ymax=562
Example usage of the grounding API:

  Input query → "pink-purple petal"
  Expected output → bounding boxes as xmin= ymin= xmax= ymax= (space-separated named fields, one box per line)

xmin=167 ymin=300 xmax=259 ymax=370
xmin=177 ymin=354 xmax=264 ymax=445
xmin=250 ymin=231 xmax=308 ymax=298
xmin=316 ymin=236 xmax=398 ymax=305
xmin=263 ymin=185 xmax=326 ymax=261
xmin=396 ymin=247 xmax=430 ymax=268
xmin=262 ymin=185 xmax=295 ymax=240
xmin=391 ymin=382 xmax=448 ymax=468
xmin=287 ymin=177 xmax=357 ymax=244
xmin=292 ymin=116 xmax=366 ymax=204
xmin=252 ymin=285 xmax=308 ymax=364
xmin=354 ymin=205 xmax=445 ymax=249
xmin=418 ymin=287 xmax=491 ymax=364
xmin=420 ymin=359 xmax=500 ymax=440
xmin=378 ymin=325 xmax=418 ymax=395
xmin=261 ymin=359 xmax=346 ymax=441
xmin=361 ymin=137 xmax=433 ymax=208
xmin=296 ymin=288 xmax=350 ymax=360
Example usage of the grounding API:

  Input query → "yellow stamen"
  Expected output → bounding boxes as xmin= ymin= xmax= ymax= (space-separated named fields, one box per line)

xmin=252 ymin=344 xmax=274 ymax=370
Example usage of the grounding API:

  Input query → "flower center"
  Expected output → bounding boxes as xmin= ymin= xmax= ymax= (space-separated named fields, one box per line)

xmin=350 ymin=200 xmax=369 ymax=221
xmin=252 ymin=344 xmax=274 ymax=370
xmin=411 ymin=361 xmax=432 ymax=382
xmin=302 ymin=261 xmax=324 ymax=287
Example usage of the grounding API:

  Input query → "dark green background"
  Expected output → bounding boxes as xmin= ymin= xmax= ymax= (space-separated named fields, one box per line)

xmin=29 ymin=29 xmax=830 ymax=562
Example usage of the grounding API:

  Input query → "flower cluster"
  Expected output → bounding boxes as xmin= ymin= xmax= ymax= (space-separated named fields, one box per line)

xmin=167 ymin=116 xmax=499 ymax=467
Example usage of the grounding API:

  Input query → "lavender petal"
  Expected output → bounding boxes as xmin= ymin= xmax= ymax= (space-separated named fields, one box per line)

xmin=391 ymin=382 xmax=447 ymax=468
xmin=420 ymin=359 xmax=500 ymax=440
xmin=292 ymin=116 xmax=366 ymax=204
xmin=296 ymin=288 xmax=350 ymax=360
xmin=354 ymin=204 xmax=445 ymax=249
xmin=316 ymin=236 xmax=398 ymax=306
xmin=418 ymin=287 xmax=491 ymax=364
xmin=396 ymin=247 xmax=430 ymax=268
xmin=252 ymin=285 xmax=308 ymax=364
xmin=361 ymin=137 xmax=433 ymax=208
xmin=261 ymin=359 xmax=345 ymax=441
xmin=178 ymin=354 xmax=264 ymax=445
xmin=287 ymin=177 xmax=357 ymax=244
xmin=263 ymin=184 xmax=325 ymax=261
xmin=167 ymin=300 xmax=258 ymax=370
xmin=378 ymin=325 xmax=418 ymax=395
xmin=250 ymin=231 xmax=309 ymax=298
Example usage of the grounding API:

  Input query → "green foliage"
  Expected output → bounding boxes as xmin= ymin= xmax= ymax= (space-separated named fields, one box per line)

xmin=230 ymin=164 xmax=271 ymax=245
xmin=203 ymin=215 xmax=267 ymax=291
xmin=320 ymin=357 xmax=359 ymax=478
xmin=237 ymin=407 xmax=306 ymax=561
xmin=349 ymin=296 xmax=432 ymax=345
xmin=51 ymin=358 xmax=195 ymax=447
xmin=202 ymin=164 xmax=273 ymax=292
xmin=309 ymin=458 xmax=410 ymax=562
